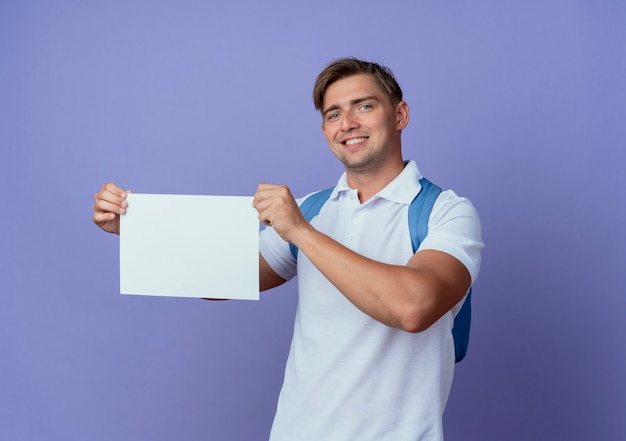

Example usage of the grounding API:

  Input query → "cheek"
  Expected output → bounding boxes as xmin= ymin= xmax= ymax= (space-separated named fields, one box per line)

xmin=321 ymin=124 xmax=330 ymax=139
xmin=322 ymin=127 xmax=338 ymax=143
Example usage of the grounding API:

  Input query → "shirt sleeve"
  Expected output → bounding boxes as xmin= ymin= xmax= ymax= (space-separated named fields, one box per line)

xmin=418 ymin=190 xmax=484 ymax=284
xmin=259 ymin=225 xmax=298 ymax=281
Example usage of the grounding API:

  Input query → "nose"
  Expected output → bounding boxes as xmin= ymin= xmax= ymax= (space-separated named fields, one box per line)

xmin=341 ymin=110 xmax=359 ymax=131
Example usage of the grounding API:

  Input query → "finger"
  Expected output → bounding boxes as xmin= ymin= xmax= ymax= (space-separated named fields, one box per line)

xmin=255 ymin=203 xmax=275 ymax=225
xmin=95 ymin=182 xmax=129 ymax=205
xmin=102 ymin=181 xmax=125 ymax=196
xmin=253 ymin=187 xmax=274 ymax=207
xmin=92 ymin=211 xmax=117 ymax=224
xmin=256 ymin=183 xmax=283 ymax=192
xmin=252 ymin=195 xmax=273 ymax=212
xmin=94 ymin=198 xmax=127 ymax=215
xmin=254 ymin=185 xmax=294 ymax=208
xmin=95 ymin=188 xmax=129 ymax=209
xmin=254 ymin=184 xmax=290 ymax=202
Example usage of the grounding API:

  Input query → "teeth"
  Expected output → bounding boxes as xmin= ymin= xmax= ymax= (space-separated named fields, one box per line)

xmin=345 ymin=137 xmax=367 ymax=146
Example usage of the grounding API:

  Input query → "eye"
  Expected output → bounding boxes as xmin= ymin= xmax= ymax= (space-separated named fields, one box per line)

xmin=326 ymin=112 xmax=340 ymax=121
xmin=359 ymin=103 xmax=373 ymax=111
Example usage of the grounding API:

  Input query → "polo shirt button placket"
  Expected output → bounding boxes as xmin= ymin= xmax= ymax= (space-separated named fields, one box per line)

xmin=348 ymin=207 xmax=364 ymax=245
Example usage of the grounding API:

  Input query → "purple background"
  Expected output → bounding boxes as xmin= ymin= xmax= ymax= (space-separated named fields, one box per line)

xmin=2 ymin=1 xmax=625 ymax=440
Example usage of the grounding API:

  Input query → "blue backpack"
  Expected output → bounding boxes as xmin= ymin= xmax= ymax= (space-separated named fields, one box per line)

xmin=288 ymin=178 xmax=472 ymax=363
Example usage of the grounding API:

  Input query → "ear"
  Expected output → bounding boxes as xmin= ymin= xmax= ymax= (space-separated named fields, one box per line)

xmin=395 ymin=101 xmax=409 ymax=130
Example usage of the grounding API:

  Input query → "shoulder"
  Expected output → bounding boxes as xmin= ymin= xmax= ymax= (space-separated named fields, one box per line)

xmin=431 ymin=190 xmax=481 ymax=227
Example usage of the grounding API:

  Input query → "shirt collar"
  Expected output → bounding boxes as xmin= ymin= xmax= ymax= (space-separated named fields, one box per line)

xmin=330 ymin=160 xmax=424 ymax=205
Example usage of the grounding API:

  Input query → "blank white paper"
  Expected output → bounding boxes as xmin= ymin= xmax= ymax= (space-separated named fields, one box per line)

xmin=120 ymin=193 xmax=259 ymax=300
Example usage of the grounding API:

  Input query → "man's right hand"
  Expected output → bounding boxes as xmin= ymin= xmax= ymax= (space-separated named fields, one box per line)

xmin=92 ymin=182 xmax=130 ymax=235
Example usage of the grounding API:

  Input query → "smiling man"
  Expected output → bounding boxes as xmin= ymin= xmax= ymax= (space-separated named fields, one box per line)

xmin=320 ymin=73 xmax=407 ymax=179
xmin=93 ymin=57 xmax=483 ymax=441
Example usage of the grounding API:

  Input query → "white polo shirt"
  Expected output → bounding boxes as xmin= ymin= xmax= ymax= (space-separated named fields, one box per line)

xmin=260 ymin=161 xmax=483 ymax=441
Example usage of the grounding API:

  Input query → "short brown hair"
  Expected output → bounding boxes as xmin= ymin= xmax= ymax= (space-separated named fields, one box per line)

xmin=313 ymin=57 xmax=403 ymax=112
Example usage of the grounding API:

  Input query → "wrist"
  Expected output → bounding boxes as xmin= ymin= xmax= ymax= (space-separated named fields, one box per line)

xmin=289 ymin=222 xmax=317 ymax=254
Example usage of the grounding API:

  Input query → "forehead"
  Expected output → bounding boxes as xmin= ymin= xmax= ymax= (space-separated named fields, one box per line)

xmin=323 ymin=74 xmax=386 ymax=108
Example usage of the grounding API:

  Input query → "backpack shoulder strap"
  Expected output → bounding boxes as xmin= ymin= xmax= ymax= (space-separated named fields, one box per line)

xmin=289 ymin=187 xmax=335 ymax=259
xmin=409 ymin=177 xmax=472 ymax=363
xmin=408 ymin=178 xmax=442 ymax=252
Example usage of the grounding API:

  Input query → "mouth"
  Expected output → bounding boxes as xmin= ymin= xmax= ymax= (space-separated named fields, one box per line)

xmin=342 ymin=137 xmax=368 ymax=146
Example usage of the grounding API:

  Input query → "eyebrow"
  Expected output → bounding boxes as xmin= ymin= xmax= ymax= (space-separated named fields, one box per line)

xmin=322 ymin=95 xmax=380 ymax=118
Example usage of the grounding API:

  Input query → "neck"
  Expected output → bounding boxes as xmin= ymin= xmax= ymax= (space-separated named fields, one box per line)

xmin=346 ymin=156 xmax=406 ymax=203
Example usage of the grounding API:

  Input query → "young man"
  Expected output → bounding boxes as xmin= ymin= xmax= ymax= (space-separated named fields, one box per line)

xmin=93 ymin=58 xmax=483 ymax=441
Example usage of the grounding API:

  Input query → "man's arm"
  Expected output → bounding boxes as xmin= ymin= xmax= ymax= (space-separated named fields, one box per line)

xmin=253 ymin=183 xmax=472 ymax=332
xmin=290 ymin=230 xmax=470 ymax=332
xmin=260 ymin=253 xmax=287 ymax=291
